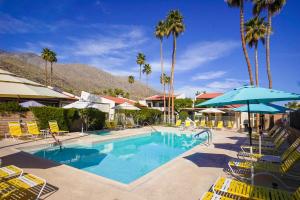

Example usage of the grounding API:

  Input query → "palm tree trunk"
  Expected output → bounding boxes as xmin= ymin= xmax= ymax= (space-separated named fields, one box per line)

xmin=139 ymin=65 xmax=142 ymax=81
xmin=160 ymin=39 xmax=166 ymax=123
xmin=266 ymin=10 xmax=272 ymax=89
xmin=50 ymin=62 xmax=53 ymax=86
xmin=254 ymin=44 xmax=259 ymax=86
xmin=45 ymin=61 xmax=48 ymax=85
xmin=254 ymin=44 xmax=260 ymax=134
xmin=240 ymin=0 xmax=254 ymax=85
xmin=168 ymin=84 xmax=171 ymax=123
xmin=170 ymin=33 xmax=177 ymax=124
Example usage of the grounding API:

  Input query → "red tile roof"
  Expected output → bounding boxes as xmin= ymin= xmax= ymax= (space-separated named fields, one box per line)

xmin=196 ymin=93 xmax=223 ymax=99
xmin=145 ymin=94 xmax=177 ymax=101
xmin=103 ymin=96 xmax=135 ymax=105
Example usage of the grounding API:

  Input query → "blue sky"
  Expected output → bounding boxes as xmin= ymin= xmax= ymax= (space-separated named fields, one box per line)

xmin=0 ymin=0 xmax=299 ymax=97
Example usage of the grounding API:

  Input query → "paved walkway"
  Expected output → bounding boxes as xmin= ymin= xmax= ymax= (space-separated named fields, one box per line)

xmin=0 ymin=127 xmax=247 ymax=200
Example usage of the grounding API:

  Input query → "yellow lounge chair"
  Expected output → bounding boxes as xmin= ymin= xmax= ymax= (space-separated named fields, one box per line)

xmin=185 ymin=121 xmax=191 ymax=129
xmin=238 ymin=137 xmax=300 ymax=161
xmin=227 ymin=121 xmax=233 ymax=129
xmin=49 ymin=120 xmax=68 ymax=135
xmin=200 ymin=120 xmax=206 ymax=128
xmin=26 ymin=122 xmax=43 ymax=138
xmin=0 ymin=173 xmax=46 ymax=200
xmin=7 ymin=122 xmax=31 ymax=139
xmin=200 ymin=192 xmax=234 ymax=200
xmin=216 ymin=121 xmax=223 ymax=129
xmin=213 ymin=176 xmax=300 ymax=200
xmin=241 ymin=128 xmax=287 ymax=154
xmin=0 ymin=165 xmax=23 ymax=180
xmin=229 ymin=147 xmax=300 ymax=178
xmin=175 ymin=120 xmax=182 ymax=127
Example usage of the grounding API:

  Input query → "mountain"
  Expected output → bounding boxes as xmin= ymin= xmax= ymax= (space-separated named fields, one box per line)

xmin=0 ymin=51 xmax=159 ymax=99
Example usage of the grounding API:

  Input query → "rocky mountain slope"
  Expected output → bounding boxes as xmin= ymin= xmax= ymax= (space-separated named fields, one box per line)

xmin=0 ymin=51 xmax=158 ymax=99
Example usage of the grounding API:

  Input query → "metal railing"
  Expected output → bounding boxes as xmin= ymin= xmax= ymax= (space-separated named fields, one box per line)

xmin=143 ymin=122 xmax=158 ymax=132
xmin=193 ymin=128 xmax=213 ymax=146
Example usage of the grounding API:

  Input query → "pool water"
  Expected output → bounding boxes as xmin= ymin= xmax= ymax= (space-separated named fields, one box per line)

xmin=30 ymin=132 xmax=207 ymax=184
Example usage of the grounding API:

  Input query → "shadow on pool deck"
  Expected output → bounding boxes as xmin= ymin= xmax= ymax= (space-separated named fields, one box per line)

xmin=213 ymin=143 xmax=243 ymax=152
xmin=184 ymin=152 xmax=235 ymax=169
xmin=1 ymin=151 xmax=61 ymax=169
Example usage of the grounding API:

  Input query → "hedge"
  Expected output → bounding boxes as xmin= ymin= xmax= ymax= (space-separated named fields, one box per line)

xmin=0 ymin=102 xmax=28 ymax=113
xmin=123 ymin=108 xmax=162 ymax=125
xmin=30 ymin=107 xmax=79 ymax=130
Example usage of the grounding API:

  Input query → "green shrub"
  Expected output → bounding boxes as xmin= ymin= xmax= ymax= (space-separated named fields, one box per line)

xmin=0 ymin=102 xmax=28 ymax=113
xmin=124 ymin=108 xmax=162 ymax=125
xmin=30 ymin=107 xmax=79 ymax=130
xmin=79 ymin=108 xmax=106 ymax=130
xmin=179 ymin=111 xmax=189 ymax=121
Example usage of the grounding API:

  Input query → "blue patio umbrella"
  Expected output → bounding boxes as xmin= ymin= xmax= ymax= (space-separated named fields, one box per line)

xmin=233 ymin=103 xmax=290 ymax=114
xmin=197 ymin=86 xmax=300 ymax=145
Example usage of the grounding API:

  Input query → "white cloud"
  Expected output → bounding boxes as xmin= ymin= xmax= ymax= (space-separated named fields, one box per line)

xmin=175 ymin=78 xmax=247 ymax=98
xmin=0 ymin=12 xmax=32 ymax=34
xmin=150 ymin=41 xmax=239 ymax=72
xmin=192 ymin=70 xmax=226 ymax=80
xmin=71 ymin=26 xmax=147 ymax=56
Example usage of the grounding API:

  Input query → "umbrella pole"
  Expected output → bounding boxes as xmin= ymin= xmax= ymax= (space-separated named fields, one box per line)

xmin=247 ymin=101 xmax=252 ymax=145
xmin=247 ymin=100 xmax=254 ymax=185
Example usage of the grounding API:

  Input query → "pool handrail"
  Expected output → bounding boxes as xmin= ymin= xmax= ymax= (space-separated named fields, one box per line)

xmin=193 ymin=128 xmax=213 ymax=145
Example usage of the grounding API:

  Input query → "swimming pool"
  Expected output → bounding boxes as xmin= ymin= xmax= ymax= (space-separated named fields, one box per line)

xmin=27 ymin=132 xmax=207 ymax=184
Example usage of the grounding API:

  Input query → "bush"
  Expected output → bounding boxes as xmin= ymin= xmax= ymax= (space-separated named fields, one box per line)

xmin=79 ymin=108 xmax=106 ymax=130
xmin=0 ymin=102 xmax=28 ymax=113
xmin=174 ymin=98 xmax=193 ymax=112
xmin=290 ymin=109 xmax=300 ymax=130
xmin=179 ymin=111 xmax=189 ymax=121
xmin=30 ymin=107 xmax=79 ymax=130
xmin=124 ymin=108 xmax=162 ymax=125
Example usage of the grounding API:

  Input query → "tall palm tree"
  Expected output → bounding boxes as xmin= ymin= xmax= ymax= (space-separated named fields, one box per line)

xmin=245 ymin=16 xmax=267 ymax=134
xmin=48 ymin=50 xmax=57 ymax=86
xmin=128 ymin=75 xmax=135 ymax=96
xmin=226 ymin=0 xmax=254 ymax=85
xmin=165 ymin=10 xmax=185 ymax=124
xmin=245 ymin=16 xmax=267 ymax=86
xmin=41 ymin=48 xmax=51 ymax=85
xmin=142 ymin=64 xmax=152 ymax=87
xmin=253 ymin=0 xmax=286 ymax=89
xmin=155 ymin=20 xmax=167 ymax=123
xmin=136 ymin=53 xmax=146 ymax=81
xmin=128 ymin=75 xmax=135 ymax=84
xmin=160 ymin=73 xmax=167 ymax=122
xmin=164 ymin=75 xmax=171 ymax=123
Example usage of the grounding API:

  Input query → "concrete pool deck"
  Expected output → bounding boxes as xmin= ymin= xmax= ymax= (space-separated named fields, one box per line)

xmin=0 ymin=127 xmax=247 ymax=200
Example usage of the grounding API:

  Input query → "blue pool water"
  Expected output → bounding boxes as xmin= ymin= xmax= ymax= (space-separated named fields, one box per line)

xmin=31 ymin=132 xmax=207 ymax=184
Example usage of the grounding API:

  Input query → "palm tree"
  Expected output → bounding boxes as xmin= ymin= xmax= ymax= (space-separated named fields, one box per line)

xmin=142 ymin=64 xmax=152 ymax=87
xmin=164 ymin=75 xmax=171 ymax=123
xmin=245 ymin=16 xmax=267 ymax=86
xmin=128 ymin=75 xmax=135 ymax=96
xmin=41 ymin=48 xmax=51 ymax=85
xmin=253 ymin=0 xmax=286 ymax=89
xmin=165 ymin=10 xmax=185 ymax=124
xmin=136 ymin=53 xmax=146 ymax=81
xmin=226 ymin=0 xmax=254 ymax=86
xmin=245 ymin=16 xmax=267 ymax=134
xmin=48 ymin=50 xmax=57 ymax=86
xmin=155 ymin=20 xmax=167 ymax=123
xmin=128 ymin=75 xmax=135 ymax=84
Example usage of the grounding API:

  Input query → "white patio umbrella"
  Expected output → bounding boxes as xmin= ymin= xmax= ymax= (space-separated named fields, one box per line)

xmin=199 ymin=108 xmax=225 ymax=113
xmin=112 ymin=102 xmax=140 ymax=110
xmin=200 ymin=108 xmax=225 ymax=128
xmin=20 ymin=100 xmax=45 ymax=108
xmin=112 ymin=102 xmax=140 ymax=126
xmin=63 ymin=101 xmax=91 ymax=109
